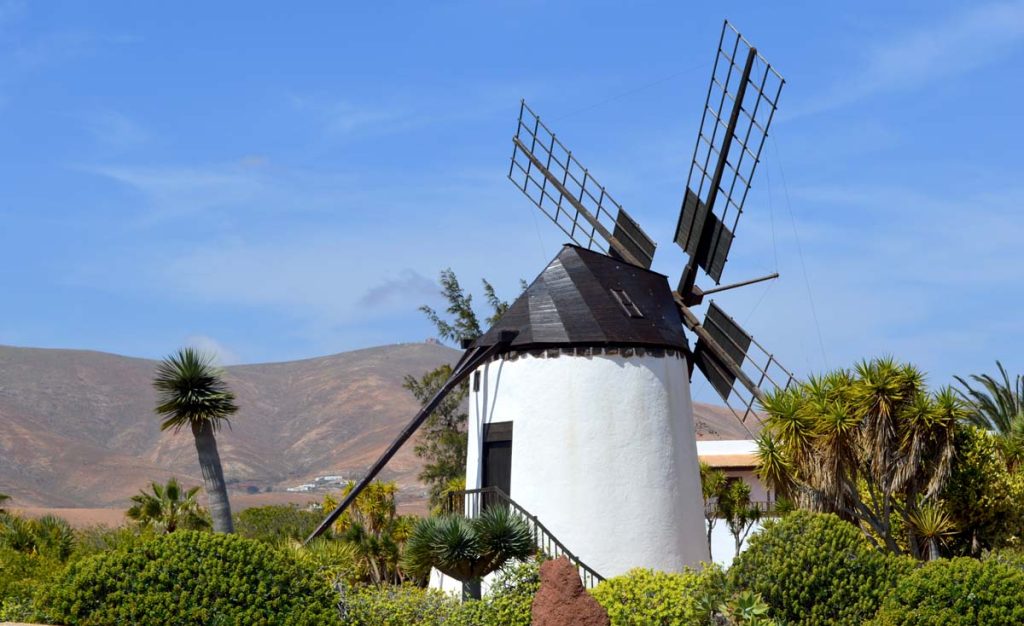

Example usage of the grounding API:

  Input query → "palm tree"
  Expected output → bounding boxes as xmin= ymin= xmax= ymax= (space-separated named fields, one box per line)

xmin=0 ymin=513 xmax=75 ymax=561
xmin=126 ymin=477 xmax=210 ymax=533
xmin=955 ymin=361 xmax=1024 ymax=467
xmin=403 ymin=506 xmax=534 ymax=599
xmin=153 ymin=348 xmax=239 ymax=533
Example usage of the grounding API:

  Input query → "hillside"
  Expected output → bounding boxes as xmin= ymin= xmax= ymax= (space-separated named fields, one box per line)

xmin=0 ymin=343 xmax=755 ymax=509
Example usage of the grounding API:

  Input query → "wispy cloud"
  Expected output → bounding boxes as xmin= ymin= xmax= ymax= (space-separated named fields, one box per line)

xmin=790 ymin=1 xmax=1024 ymax=118
xmin=184 ymin=334 xmax=240 ymax=366
xmin=288 ymin=95 xmax=415 ymax=137
xmin=87 ymin=163 xmax=267 ymax=223
xmin=358 ymin=270 xmax=438 ymax=308
xmin=83 ymin=110 xmax=150 ymax=149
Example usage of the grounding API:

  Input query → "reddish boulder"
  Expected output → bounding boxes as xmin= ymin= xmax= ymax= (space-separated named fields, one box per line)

xmin=531 ymin=556 xmax=610 ymax=626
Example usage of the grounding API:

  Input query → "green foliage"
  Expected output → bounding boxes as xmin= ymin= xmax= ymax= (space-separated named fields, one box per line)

xmin=339 ymin=584 xmax=462 ymax=626
xmin=0 ymin=545 xmax=63 ymax=624
xmin=700 ymin=461 xmax=727 ymax=548
xmin=1 ymin=513 xmax=75 ymax=561
xmin=756 ymin=358 xmax=963 ymax=558
xmin=153 ymin=347 xmax=238 ymax=433
xmin=717 ymin=590 xmax=777 ymax=626
xmin=955 ymin=361 xmax=1024 ymax=466
xmin=403 ymin=507 xmax=535 ymax=584
xmin=234 ymin=504 xmax=321 ymax=543
xmin=718 ymin=480 xmax=761 ymax=558
xmin=730 ymin=511 xmax=913 ymax=626
xmin=870 ymin=557 xmax=1024 ymax=625
xmin=126 ymin=477 xmax=210 ymax=533
xmin=0 ymin=493 xmax=8 ymax=514
xmin=941 ymin=425 xmax=1024 ymax=555
xmin=338 ymin=559 xmax=539 ymax=626
xmin=153 ymin=347 xmax=238 ymax=534
xmin=323 ymin=481 xmax=418 ymax=585
xmin=403 ymin=363 xmax=469 ymax=510
xmin=411 ymin=270 xmax=522 ymax=510
xmin=481 ymin=557 xmax=541 ymax=626
xmin=590 ymin=565 xmax=727 ymax=626
xmin=45 ymin=530 xmax=341 ymax=625
xmin=280 ymin=537 xmax=359 ymax=587
xmin=71 ymin=525 xmax=155 ymax=560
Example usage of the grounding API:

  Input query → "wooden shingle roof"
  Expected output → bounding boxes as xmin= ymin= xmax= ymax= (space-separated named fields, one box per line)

xmin=474 ymin=245 xmax=688 ymax=351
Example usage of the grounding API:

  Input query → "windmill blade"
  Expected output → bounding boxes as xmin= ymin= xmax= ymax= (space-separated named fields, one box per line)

xmin=305 ymin=330 xmax=518 ymax=543
xmin=677 ymin=21 xmax=784 ymax=295
xmin=691 ymin=301 xmax=794 ymax=423
xmin=509 ymin=100 xmax=657 ymax=269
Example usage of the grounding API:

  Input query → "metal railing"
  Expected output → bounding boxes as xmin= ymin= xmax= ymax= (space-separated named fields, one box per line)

xmin=445 ymin=487 xmax=605 ymax=589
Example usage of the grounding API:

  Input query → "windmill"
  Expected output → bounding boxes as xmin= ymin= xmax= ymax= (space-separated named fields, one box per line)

xmin=307 ymin=20 xmax=794 ymax=579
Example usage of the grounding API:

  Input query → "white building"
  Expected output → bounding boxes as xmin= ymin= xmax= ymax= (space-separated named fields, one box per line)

xmin=433 ymin=246 xmax=708 ymax=595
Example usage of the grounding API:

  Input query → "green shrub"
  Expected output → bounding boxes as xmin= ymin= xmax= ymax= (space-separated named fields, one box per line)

xmin=942 ymin=426 xmax=1024 ymax=555
xmin=590 ymin=565 xmax=727 ymax=626
xmin=0 ymin=546 xmax=63 ymax=623
xmin=281 ymin=537 xmax=360 ymax=586
xmin=340 ymin=584 xmax=462 ymax=625
xmin=871 ymin=557 xmax=1024 ymax=625
xmin=339 ymin=558 xmax=539 ymax=626
xmin=45 ymin=530 xmax=341 ymax=625
xmin=0 ymin=513 xmax=75 ymax=561
xmin=481 ymin=557 xmax=541 ymax=626
xmin=235 ymin=504 xmax=322 ymax=543
xmin=729 ymin=511 xmax=913 ymax=626
xmin=72 ymin=524 xmax=155 ymax=560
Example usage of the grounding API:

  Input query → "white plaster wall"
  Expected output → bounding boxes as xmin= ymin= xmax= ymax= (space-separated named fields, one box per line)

xmin=708 ymin=520 xmax=763 ymax=567
xmin=465 ymin=351 xmax=708 ymax=578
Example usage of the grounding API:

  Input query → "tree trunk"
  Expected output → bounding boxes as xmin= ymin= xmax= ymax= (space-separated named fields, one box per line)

xmin=192 ymin=420 xmax=234 ymax=533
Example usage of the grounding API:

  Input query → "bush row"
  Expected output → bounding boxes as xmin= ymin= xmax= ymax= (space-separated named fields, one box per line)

xmin=7 ymin=509 xmax=1024 ymax=624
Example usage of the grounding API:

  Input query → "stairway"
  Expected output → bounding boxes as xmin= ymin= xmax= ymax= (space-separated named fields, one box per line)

xmin=446 ymin=487 xmax=605 ymax=589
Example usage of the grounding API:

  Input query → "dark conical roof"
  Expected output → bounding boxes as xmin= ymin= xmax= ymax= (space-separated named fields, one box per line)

xmin=474 ymin=245 xmax=688 ymax=351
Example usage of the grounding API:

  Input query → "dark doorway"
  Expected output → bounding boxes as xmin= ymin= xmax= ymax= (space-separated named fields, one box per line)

xmin=482 ymin=421 xmax=513 ymax=497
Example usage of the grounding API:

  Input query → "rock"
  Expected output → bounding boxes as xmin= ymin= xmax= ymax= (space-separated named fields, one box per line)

xmin=531 ymin=556 xmax=610 ymax=626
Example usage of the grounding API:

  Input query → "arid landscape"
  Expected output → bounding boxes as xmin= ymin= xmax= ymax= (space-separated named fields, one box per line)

xmin=0 ymin=342 xmax=749 ymax=523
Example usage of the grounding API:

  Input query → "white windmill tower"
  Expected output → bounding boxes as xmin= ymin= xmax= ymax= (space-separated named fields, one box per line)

xmin=308 ymin=20 xmax=795 ymax=587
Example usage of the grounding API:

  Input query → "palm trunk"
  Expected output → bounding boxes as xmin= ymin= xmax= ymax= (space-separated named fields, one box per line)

xmin=192 ymin=420 xmax=234 ymax=533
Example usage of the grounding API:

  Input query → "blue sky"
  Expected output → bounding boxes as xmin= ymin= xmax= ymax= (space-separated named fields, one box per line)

xmin=1 ymin=1 xmax=1023 ymax=397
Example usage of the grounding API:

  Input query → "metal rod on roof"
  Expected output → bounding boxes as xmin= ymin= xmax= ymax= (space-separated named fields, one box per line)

xmin=701 ymin=272 xmax=779 ymax=296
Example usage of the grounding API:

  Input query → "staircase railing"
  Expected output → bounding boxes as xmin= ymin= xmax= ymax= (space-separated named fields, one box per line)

xmin=445 ymin=487 xmax=605 ymax=589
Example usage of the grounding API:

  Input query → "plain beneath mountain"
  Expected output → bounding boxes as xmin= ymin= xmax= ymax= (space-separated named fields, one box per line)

xmin=0 ymin=343 xmax=754 ymax=510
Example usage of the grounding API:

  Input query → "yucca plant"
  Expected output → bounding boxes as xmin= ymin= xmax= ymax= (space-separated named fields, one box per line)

xmin=905 ymin=498 xmax=957 ymax=561
xmin=403 ymin=506 xmax=534 ymax=597
xmin=754 ymin=357 xmax=963 ymax=560
xmin=153 ymin=347 xmax=239 ymax=533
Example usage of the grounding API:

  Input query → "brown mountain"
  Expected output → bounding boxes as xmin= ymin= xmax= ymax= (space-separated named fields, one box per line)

xmin=0 ymin=343 xmax=754 ymax=509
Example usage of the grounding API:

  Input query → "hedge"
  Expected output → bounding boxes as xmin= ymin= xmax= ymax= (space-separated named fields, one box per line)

xmin=871 ymin=557 xmax=1024 ymax=625
xmin=729 ymin=511 xmax=913 ymax=626
xmin=45 ymin=530 xmax=341 ymax=625
xmin=590 ymin=565 xmax=727 ymax=626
